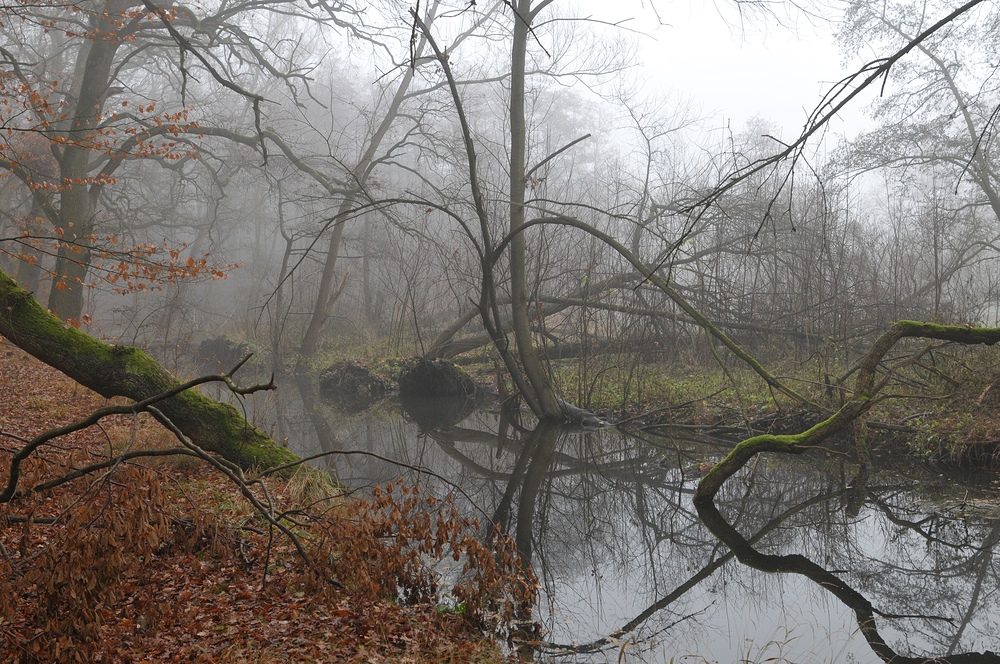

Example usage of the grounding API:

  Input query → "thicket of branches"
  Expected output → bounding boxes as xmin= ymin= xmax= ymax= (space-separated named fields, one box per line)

xmin=3 ymin=0 xmax=997 ymax=380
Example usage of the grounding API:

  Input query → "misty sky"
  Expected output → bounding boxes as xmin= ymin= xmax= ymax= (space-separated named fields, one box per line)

xmin=586 ymin=0 xmax=874 ymax=137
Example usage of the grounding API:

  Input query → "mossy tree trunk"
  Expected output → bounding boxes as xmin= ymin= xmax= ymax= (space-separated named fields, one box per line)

xmin=0 ymin=268 xmax=299 ymax=471
xmin=694 ymin=320 xmax=1000 ymax=503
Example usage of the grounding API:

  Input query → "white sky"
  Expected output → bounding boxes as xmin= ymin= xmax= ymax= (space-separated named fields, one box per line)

xmin=585 ymin=0 xmax=874 ymax=139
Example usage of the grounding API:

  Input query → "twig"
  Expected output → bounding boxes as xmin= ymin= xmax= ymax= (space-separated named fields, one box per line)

xmin=146 ymin=406 xmax=312 ymax=566
xmin=260 ymin=448 xmax=494 ymax=523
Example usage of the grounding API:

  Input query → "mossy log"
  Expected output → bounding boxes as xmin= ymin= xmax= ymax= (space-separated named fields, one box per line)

xmin=694 ymin=320 xmax=1000 ymax=504
xmin=0 ymin=269 xmax=299 ymax=471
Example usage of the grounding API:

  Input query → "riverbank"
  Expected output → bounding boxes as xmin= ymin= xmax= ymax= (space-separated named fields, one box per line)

xmin=307 ymin=338 xmax=1000 ymax=469
xmin=7 ymin=333 xmax=1000 ymax=661
xmin=0 ymin=341 xmax=524 ymax=663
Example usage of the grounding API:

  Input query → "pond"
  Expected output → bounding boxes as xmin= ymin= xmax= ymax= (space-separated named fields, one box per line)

xmin=269 ymin=376 xmax=1000 ymax=663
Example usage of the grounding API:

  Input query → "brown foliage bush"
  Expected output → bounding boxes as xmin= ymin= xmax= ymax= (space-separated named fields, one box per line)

xmin=0 ymin=467 xmax=537 ymax=662
xmin=301 ymin=479 xmax=538 ymax=640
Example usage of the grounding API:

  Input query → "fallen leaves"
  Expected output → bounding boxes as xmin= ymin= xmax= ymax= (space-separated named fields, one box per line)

xmin=0 ymin=342 xmax=529 ymax=662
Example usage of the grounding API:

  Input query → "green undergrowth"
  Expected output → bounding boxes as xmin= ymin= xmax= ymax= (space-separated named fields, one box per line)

xmin=305 ymin=337 xmax=822 ymax=423
xmin=302 ymin=334 xmax=1000 ymax=467
xmin=544 ymin=350 xmax=852 ymax=426
xmin=863 ymin=343 xmax=1000 ymax=465
xmin=303 ymin=334 xmax=420 ymax=383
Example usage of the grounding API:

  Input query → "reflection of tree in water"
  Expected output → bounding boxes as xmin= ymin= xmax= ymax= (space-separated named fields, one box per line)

xmin=426 ymin=419 xmax=739 ymax=654
xmin=849 ymin=493 xmax=1000 ymax=657
xmin=283 ymin=389 xmax=1000 ymax=661
xmin=696 ymin=498 xmax=1000 ymax=663
xmin=475 ymin=423 xmax=1000 ymax=661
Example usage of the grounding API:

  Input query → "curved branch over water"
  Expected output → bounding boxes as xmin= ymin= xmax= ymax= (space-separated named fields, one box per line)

xmin=694 ymin=321 xmax=1000 ymax=503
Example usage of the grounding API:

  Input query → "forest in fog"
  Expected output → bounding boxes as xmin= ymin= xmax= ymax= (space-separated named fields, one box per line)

xmin=2 ymin=0 xmax=999 ymax=402
xmin=7 ymin=2 xmax=1000 ymax=660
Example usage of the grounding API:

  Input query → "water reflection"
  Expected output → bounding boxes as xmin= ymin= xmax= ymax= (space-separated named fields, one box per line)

xmin=696 ymin=500 xmax=1000 ymax=663
xmin=279 ymin=383 xmax=1000 ymax=662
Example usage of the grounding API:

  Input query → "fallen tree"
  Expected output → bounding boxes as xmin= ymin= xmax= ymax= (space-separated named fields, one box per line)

xmin=0 ymin=269 xmax=299 ymax=471
xmin=694 ymin=320 xmax=1000 ymax=503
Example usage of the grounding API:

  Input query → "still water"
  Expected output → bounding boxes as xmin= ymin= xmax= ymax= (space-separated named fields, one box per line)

xmin=266 ymin=377 xmax=1000 ymax=663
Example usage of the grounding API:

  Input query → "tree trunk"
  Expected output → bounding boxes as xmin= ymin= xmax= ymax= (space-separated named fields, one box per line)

xmin=47 ymin=12 xmax=123 ymax=321
xmin=300 ymin=212 xmax=348 ymax=357
xmin=0 ymin=268 xmax=299 ymax=471
xmin=361 ymin=216 xmax=379 ymax=328
xmin=299 ymin=4 xmax=438 ymax=358
xmin=14 ymin=200 xmax=45 ymax=294
xmin=508 ymin=0 xmax=562 ymax=419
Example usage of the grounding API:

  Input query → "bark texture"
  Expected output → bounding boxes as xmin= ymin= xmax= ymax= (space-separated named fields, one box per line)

xmin=0 ymin=269 xmax=299 ymax=471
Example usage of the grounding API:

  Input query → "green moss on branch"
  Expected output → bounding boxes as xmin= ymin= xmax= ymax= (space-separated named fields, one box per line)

xmin=695 ymin=398 xmax=870 ymax=502
xmin=0 ymin=269 xmax=299 ymax=472
xmin=695 ymin=320 xmax=1000 ymax=503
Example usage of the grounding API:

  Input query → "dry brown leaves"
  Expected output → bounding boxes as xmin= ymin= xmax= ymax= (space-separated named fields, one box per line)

xmin=0 ymin=340 xmax=534 ymax=663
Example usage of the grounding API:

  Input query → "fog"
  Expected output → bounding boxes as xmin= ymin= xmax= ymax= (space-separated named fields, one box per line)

xmin=1 ymin=0 xmax=998 ymax=404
